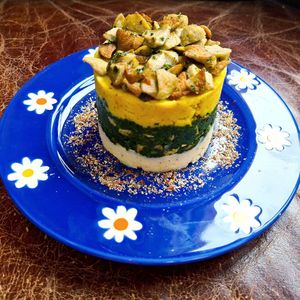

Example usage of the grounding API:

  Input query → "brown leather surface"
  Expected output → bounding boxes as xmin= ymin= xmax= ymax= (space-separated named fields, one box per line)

xmin=0 ymin=1 xmax=299 ymax=299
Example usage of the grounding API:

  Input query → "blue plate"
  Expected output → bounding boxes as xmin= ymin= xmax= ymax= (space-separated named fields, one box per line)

xmin=0 ymin=48 xmax=299 ymax=265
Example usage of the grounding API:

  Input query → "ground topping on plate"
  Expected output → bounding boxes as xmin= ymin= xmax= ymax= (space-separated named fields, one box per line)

xmin=64 ymin=99 xmax=240 ymax=196
xmin=84 ymin=12 xmax=231 ymax=100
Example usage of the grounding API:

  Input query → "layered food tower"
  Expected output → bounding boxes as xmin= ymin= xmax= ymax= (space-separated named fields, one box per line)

xmin=84 ymin=13 xmax=231 ymax=172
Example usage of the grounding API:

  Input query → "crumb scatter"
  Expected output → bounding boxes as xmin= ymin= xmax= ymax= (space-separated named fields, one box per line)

xmin=63 ymin=99 xmax=240 ymax=196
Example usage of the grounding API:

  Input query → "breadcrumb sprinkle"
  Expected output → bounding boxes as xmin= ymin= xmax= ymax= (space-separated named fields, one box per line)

xmin=63 ymin=99 xmax=240 ymax=196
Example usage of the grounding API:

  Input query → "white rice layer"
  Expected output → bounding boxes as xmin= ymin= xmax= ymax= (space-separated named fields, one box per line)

xmin=98 ymin=124 xmax=213 ymax=172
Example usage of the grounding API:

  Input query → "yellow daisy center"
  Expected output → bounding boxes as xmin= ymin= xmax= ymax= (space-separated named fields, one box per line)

xmin=267 ymin=132 xmax=281 ymax=143
xmin=232 ymin=210 xmax=248 ymax=224
xmin=239 ymin=75 xmax=248 ymax=83
xmin=22 ymin=168 xmax=34 ymax=177
xmin=113 ymin=218 xmax=129 ymax=231
xmin=36 ymin=98 xmax=47 ymax=105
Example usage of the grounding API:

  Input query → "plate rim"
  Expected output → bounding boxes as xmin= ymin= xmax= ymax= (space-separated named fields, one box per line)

xmin=0 ymin=49 xmax=299 ymax=265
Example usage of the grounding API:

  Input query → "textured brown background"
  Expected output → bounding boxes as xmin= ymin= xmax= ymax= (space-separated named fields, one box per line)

xmin=0 ymin=1 xmax=299 ymax=299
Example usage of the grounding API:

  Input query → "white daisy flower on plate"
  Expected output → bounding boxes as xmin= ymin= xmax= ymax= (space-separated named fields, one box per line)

xmin=222 ymin=195 xmax=261 ymax=234
xmin=83 ymin=47 xmax=98 ymax=59
xmin=227 ymin=68 xmax=259 ymax=91
xmin=23 ymin=90 xmax=57 ymax=114
xmin=7 ymin=157 xmax=49 ymax=189
xmin=257 ymin=124 xmax=291 ymax=151
xmin=98 ymin=205 xmax=143 ymax=243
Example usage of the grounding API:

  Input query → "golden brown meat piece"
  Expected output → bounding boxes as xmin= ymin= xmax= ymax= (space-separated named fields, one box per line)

xmin=124 ymin=67 xmax=144 ymax=83
xmin=143 ymin=28 xmax=170 ymax=48
xmin=211 ymin=59 xmax=230 ymax=76
xmin=103 ymin=28 xmax=118 ymax=42
xmin=187 ymin=69 xmax=206 ymax=94
xmin=170 ymin=71 xmax=190 ymax=99
xmin=140 ymin=12 xmax=152 ymax=23
xmin=184 ymin=44 xmax=213 ymax=64
xmin=204 ymin=56 xmax=217 ymax=70
xmin=99 ymin=43 xmax=116 ymax=59
xmin=205 ymin=39 xmax=220 ymax=46
xmin=146 ymin=51 xmax=179 ymax=71
xmin=204 ymin=71 xmax=214 ymax=90
xmin=180 ymin=25 xmax=206 ymax=46
xmin=200 ymin=25 xmax=212 ymax=39
xmin=83 ymin=57 xmax=108 ymax=76
xmin=205 ymin=45 xmax=232 ymax=59
xmin=116 ymin=29 xmax=144 ymax=51
xmin=125 ymin=12 xmax=152 ymax=34
xmin=159 ymin=14 xmax=188 ymax=30
xmin=135 ymin=55 xmax=148 ymax=64
xmin=108 ymin=63 xmax=126 ymax=86
xmin=168 ymin=64 xmax=184 ymax=75
xmin=162 ymin=32 xmax=181 ymax=50
xmin=134 ymin=45 xmax=152 ymax=56
xmin=141 ymin=71 xmax=158 ymax=98
xmin=156 ymin=69 xmax=178 ymax=99
xmin=113 ymin=13 xmax=126 ymax=28
xmin=123 ymin=78 xmax=142 ymax=97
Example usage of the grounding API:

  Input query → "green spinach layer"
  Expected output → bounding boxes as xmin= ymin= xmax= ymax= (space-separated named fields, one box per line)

xmin=97 ymin=96 xmax=217 ymax=157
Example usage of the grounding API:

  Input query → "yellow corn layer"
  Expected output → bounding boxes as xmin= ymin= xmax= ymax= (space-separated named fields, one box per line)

xmin=95 ymin=68 xmax=226 ymax=127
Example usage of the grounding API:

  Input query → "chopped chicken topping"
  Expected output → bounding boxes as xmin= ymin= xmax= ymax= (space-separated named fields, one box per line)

xmin=85 ymin=12 xmax=231 ymax=100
